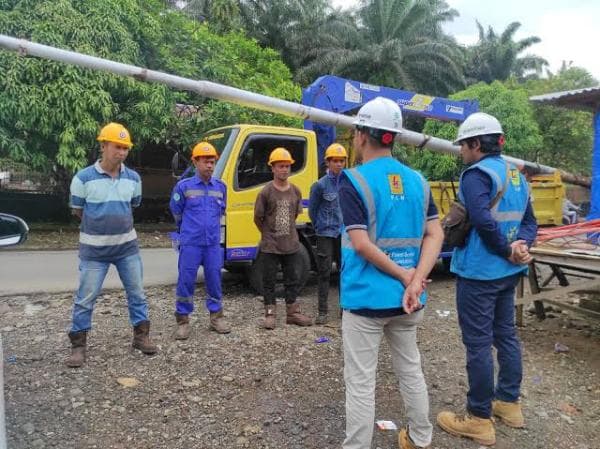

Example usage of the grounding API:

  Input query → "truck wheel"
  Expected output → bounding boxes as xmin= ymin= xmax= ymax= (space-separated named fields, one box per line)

xmin=246 ymin=244 xmax=311 ymax=295
xmin=225 ymin=264 xmax=246 ymax=274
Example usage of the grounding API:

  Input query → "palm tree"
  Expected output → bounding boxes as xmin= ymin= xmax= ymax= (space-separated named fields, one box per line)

xmin=239 ymin=0 xmax=341 ymax=74
xmin=166 ymin=0 xmax=241 ymax=32
xmin=465 ymin=21 xmax=548 ymax=84
xmin=296 ymin=0 xmax=466 ymax=96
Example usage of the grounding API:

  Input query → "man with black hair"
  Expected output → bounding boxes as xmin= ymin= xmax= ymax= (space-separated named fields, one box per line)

xmin=339 ymin=97 xmax=444 ymax=449
xmin=437 ymin=112 xmax=537 ymax=446
xmin=309 ymin=142 xmax=347 ymax=325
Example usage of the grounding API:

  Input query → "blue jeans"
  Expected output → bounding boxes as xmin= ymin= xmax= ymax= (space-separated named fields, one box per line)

xmin=70 ymin=253 xmax=149 ymax=332
xmin=456 ymin=274 xmax=523 ymax=418
xmin=175 ymin=245 xmax=223 ymax=315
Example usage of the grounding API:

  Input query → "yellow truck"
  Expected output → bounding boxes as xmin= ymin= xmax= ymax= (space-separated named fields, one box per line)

xmin=430 ymin=171 xmax=565 ymax=225
xmin=175 ymin=123 xmax=565 ymax=291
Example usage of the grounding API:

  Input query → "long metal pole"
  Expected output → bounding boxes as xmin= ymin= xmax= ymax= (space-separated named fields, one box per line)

xmin=0 ymin=35 xmax=563 ymax=176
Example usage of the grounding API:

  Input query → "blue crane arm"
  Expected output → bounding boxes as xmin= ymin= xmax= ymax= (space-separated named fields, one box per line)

xmin=301 ymin=75 xmax=479 ymax=166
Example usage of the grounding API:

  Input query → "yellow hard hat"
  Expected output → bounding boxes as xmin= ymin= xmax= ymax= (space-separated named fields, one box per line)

xmin=191 ymin=141 xmax=218 ymax=159
xmin=97 ymin=122 xmax=133 ymax=148
xmin=324 ymin=143 xmax=347 ymax=160
xmin=268 ymin=147 xmax=295 ymax=166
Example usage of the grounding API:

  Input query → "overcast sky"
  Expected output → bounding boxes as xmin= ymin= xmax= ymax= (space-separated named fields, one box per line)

xmin=330 ymin=0 xmax=600 ymax=83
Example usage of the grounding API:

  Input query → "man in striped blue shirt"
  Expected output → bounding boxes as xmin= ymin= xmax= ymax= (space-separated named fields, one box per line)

xmin=65 ymin=123 xmax=157 ymax=368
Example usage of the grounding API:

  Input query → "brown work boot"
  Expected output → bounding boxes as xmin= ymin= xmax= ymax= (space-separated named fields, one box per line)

xmin=132 ymin=321 xmax=158 ymax=355
xmin=398 ymin=427 xmax=430 ymax=449
xmin=437 ymin=411 xmax=495 ymax=446
xmin=493 ymin=400 xmax=525 ymax=428
xmin=286 ymin=302 xmax=313 ymax=326
xmin=263 ymin=305 xmax=276 ymax=330
xmin=315 ymin=313 xmax=328 ymax=325
xmin=209 ymin=310 xmax=231 ymax=334
xmin=65 ymin=330 xmax=87 ymax=368
xmin=174 ymin=313 xmax=191 ymax=340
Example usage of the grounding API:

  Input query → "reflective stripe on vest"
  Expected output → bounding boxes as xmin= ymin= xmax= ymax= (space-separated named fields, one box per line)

xmin=184 ymin=189 xmax=206 ymax=198
xmin=342 ymin=234 xmax=423 ymax=249
xmin=346 ymin=167 xmax=429 ymax=244
xmin=347 ymin=168 xmax=377 ymax=242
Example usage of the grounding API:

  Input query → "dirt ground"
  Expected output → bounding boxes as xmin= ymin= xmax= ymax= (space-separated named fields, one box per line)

xmin=1 ymin=246 xmax=599 ymax=449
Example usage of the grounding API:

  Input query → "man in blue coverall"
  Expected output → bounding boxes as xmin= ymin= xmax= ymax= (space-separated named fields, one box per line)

xmin=437 ymin=113 xmax=537 ymax=446
xmin=170 ymin=141 xmax=231 ymax=339
xmin=308 ymin=142 xmax=347 ymax=325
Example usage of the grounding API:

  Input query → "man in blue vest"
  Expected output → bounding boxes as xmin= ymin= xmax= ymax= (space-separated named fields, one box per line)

xmin=437 ymin=113 xmax=537 ymax=446
xmin=339 ymin=97 xmax=444 ymax=449
xmin=170 ymin=141 xmax=230 ymax=339
xmin=308 ymin=143 xmax=347 ymax=325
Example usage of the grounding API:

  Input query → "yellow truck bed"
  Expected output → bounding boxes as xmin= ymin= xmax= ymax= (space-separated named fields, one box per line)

xmin=429 ymin=171 xmax=564 ymax=226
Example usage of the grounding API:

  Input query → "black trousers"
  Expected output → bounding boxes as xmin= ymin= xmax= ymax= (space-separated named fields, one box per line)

xmin=316 ymin=236 xmax=341 ymax=314
xmin=262 ymin=251 xmax=301 ymax=306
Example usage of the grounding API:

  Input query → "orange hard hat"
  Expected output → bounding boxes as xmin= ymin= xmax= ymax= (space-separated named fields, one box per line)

xmin=191 ymin=141 xmax=218 ymax=159
xmin=268 ymin=147 xmax=295 ymax=166
xmin=325 ymin=143 xmax=348 ymax=159
xmin=97 ymin=122 xmax=133 ymax=148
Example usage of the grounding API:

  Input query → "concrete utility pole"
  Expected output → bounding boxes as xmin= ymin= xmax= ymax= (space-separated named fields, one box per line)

xmin=0 ymin=34 xmax=567 ymax=177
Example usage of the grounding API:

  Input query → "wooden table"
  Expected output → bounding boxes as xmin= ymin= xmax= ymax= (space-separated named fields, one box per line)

xmin=515 ymin=246 xmax=600 ymax=324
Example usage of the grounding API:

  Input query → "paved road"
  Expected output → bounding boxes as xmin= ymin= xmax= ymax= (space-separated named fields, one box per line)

xmin=0 ymin=248 xmax=183 ymax=296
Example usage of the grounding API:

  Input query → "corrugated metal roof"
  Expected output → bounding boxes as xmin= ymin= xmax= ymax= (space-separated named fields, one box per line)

xmin=530 ymin=86 xmax=600 ymax=111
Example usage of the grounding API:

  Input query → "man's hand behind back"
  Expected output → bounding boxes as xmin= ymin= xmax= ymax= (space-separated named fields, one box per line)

xmin=508 ymin=239 xmax=532 ymax=265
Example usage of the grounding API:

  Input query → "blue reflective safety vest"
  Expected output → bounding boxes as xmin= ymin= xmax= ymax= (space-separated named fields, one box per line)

xmin=341 ymin=157 xmax=429 ymax=310
xmin=451 ymin=155 xmax=530 ymax=280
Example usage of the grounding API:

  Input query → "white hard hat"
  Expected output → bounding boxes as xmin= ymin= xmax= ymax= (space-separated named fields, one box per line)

xmin=353 ymin=97 xmax=403 ymax=134
xmin=454 ymin=112 xmax=503 ymax=144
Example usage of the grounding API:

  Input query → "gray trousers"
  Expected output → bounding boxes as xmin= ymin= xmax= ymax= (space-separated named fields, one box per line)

xmin=342 ymin=309 xmax=433 ymax=449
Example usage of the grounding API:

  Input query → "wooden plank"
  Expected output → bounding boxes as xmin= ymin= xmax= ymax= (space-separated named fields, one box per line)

xmin=515 ymin=278 xmax=600 ymax=306
xmin=530 ymin=247 xmax=600 ymax=275
xmin=516 ymin=277 xmax=524 ymax=327
xmin=542 ymin=298 xmax=600 ymax=320
xmin=531 ymin=253 xmax=600 ymax=273
xmin=528 ymin=262 xmax=546 ymax=319
xmin=531 ymin=246 xmax=600 ymax=261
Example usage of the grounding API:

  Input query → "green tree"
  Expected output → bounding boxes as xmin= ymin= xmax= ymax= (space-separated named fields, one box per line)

xmin=465 ymin=21 xmax=547 ymax=84
xmin=239 ymin=0 xmax=343 ymax=78
xmin=0 ymin=0 xmax=300 ymax=179
xmin=167 ymin=0 xmax=243 ymax=33
xmin=518 ymin=64 xmax=598 ymax=175
xmin=296 ymin=0 xmax=466 ymax=96
xmin=411 ymin=81 xmax=542 ymax=180
xmin=0 ymin=0 xmax=177 ymax=175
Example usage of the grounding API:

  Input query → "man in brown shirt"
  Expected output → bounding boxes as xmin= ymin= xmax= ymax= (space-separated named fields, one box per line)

xmin=254 ymin=147 xmax=313 ymax=329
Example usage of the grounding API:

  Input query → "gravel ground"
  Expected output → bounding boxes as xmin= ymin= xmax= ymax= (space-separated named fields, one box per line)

xmin=1 ymin=269 xmax=599 ymax=449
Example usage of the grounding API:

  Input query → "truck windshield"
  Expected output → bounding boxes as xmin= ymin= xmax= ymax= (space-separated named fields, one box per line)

xmin=202 ymin=127 xmax=239 ymax=180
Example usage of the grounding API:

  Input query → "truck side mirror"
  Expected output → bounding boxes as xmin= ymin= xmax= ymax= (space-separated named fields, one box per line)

xmin=171 ymin=152 xmax=188 ymax=178
xmin=0 ymin=213 xmax=29 ymax=247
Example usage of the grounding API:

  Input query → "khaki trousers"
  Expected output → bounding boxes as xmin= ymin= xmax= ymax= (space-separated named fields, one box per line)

xmin=342 ymin=309 xmax=433 ymax=448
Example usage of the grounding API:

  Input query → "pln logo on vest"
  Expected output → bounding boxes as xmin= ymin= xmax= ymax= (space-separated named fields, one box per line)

xmin=388 ymin=174 xmax=404 ymax=198
xmin=507 ymin=226 xmax=519 ymax=242
xmin=509 ymin=169 xmax=521 ymax=191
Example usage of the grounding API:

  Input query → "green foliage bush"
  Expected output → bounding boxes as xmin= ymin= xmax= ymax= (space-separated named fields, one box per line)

xmin=0 ymin=0 xmax=300 ymax=173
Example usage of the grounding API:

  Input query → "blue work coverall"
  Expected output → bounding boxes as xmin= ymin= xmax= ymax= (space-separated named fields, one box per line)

xmin=170 ymin=174 xmax=226 ymax=315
